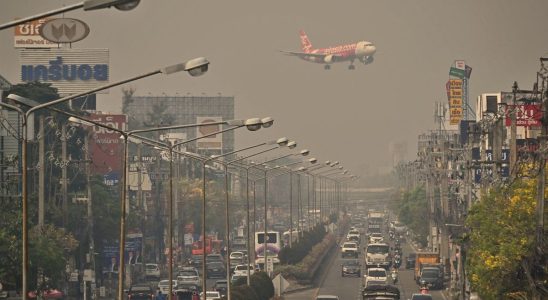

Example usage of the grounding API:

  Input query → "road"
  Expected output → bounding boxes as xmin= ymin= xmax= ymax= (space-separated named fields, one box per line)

xmin=285 ymin=229 xmax=450 ymax=300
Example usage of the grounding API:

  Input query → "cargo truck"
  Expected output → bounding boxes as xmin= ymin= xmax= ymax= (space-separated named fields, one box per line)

xmin=413 ymin=252 xmax=440 ymax=281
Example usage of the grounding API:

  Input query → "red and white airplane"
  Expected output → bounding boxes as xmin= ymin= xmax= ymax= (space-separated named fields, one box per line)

xmin=281 ymin=30 xmax=376 ymax=70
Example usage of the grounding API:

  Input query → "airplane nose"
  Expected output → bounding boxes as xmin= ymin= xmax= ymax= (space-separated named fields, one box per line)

xmin=370 ymin=45 xmax=376 ymax=54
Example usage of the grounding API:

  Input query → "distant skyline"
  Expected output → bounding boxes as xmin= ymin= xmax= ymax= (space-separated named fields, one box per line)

xmin=2 ymin=0 xmax=548 ymax=176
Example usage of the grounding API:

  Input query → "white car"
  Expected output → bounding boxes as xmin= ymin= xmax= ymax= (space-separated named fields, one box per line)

xmin=158 ymin=279 xmax=177 ymax=294
xmin=145 ymin=263 xmax=160 ymax=279
xmin=369 ymin=232 xmax=384 ymax=244
xmin=229 ymin=251 xmax=246 ymax=260
xmin=233 ymin=264 xmax=256 ymax=276
xmin=200 ymin=291 xmax=222 ymax=300
xmin=177 ymin=267 xmax=201 ymax=286
xmin=341 ymin=242 xmax=359 ymax=258
xmin=364 ymin=267 xmax=387 ymax=287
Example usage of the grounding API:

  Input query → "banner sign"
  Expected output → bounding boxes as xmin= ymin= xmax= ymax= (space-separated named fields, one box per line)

xmin=84 ymin=114 xmax=127 ymax=181
xmin=449 ymin=67 xmax=465 ymax=79
xmin=504 ymin=104 xmax=542 ymax=127
xmin=196 ymin=116 xmax=223 ymax=150
xmin=448 ymin=79 xmax=464 ymax=125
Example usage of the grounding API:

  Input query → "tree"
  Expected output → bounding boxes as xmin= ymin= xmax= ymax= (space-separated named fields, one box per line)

xmin=391 ymin=186 xmax=428 ymax=246
xmin=465 ymin=167 xmax=537 ymax=299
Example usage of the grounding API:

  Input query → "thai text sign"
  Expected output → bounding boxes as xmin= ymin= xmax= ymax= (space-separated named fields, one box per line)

xmin=505 ymin=104 xmax=542 ymax=127
xmin=14 ymin=18 xmax=57 ymax=48
xmin=448 ymin=79 xmax=463 ymax=125
xmin=85 ymin=114 xmax=127 ymax=179
xmin=19 ymin=48 xmax=109 ymax=95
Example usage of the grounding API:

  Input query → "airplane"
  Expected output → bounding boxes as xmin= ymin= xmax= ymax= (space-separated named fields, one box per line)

xmin=281 ymin=30 xmax=376 ymax=70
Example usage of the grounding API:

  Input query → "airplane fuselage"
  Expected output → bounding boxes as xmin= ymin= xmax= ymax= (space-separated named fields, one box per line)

xmin=303 ymin=41 xmax=376 ymax=64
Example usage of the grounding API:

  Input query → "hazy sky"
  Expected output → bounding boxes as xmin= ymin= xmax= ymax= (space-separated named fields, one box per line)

xmin=2 ymin=0 xmax=548 ymax=174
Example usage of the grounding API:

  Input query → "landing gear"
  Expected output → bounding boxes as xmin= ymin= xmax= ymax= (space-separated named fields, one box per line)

xmin=348 ymin=64 xmax=355 ymax=70
xmin=324 ymin=64 xmax=331 ymax=70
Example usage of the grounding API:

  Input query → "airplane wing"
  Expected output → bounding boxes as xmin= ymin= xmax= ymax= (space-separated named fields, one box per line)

xmin=280 ymin=50 xmax=342 ymax=60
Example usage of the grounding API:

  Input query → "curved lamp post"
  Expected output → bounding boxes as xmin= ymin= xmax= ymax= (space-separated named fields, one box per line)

xmin=6 ymin=58 xmax=210 ymax=299
xmin=0 ymin=0 xmax=140 ymax=30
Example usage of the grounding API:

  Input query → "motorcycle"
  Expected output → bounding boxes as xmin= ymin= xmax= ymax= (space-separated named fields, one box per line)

xmin=419 ymin=279 xmax=430 ymax=294
xmin=391 ymin=269 xmax=398 ymax=284
xmin=393 ymin=255 xmax=401 ymax=269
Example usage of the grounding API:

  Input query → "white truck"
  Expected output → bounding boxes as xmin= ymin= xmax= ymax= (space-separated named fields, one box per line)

xmin=365 ymin=243 xmax=390 ymax=269
xmin=341 ymin=242 xmax=359 ymax=258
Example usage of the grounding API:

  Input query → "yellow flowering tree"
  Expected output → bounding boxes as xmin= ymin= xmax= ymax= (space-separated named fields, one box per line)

xmin=465 ymin=165 xmax=538 ymax=299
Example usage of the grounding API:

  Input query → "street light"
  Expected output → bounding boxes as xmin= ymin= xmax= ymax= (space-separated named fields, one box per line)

xmin=0 ymin=0 xmax=140 ymax=30
xmin=6 ymin=57 xmax=209 ymax=299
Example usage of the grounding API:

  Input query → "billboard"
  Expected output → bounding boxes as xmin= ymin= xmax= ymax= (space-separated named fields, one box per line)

xmin=448 ymin=79 xmax=463 ymax=125
xmin=19 ymin=48 xmax=109 ymax=95
xmin=196 ymin=116 xmax=223 ymax=150
xmin=85 ymin=113 xmax=127 ymax=184
xmin=13 ymin=18 xmax=57 ymax=48
xmin=504 ymin=104 xmax=542 ymax=127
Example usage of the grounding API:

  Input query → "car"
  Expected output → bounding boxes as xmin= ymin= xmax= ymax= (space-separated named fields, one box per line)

xmin=213 ymin=280 xmax=228 ymax=297
xmin=341 ymin=242 xmax=359 ymax=258
xmin=233 ymin=264 xmax=257 ymax=276
xmin=229 ymin=257 xmax=243 ymax=273
xmin=127 ymin=284 xmax=154 ymax=300
xmin=144 ymin=263 xmax=160 ymax=280
xmin=174 ymin=283 xmax=200 ymax=295
xmin=369 ymin=232 xmax=384 ymax=244
xmin=410 ymin=294 xmax=433 ymax=300
xmin=177 ymin=267 xmax=201 ymax=287
xmin=230 ymin=274 xmax=247 ymax=285
xmin=200 ymin=291 xmax=222 ymax=300
xmin=157 ymin=280 xmax=177 ymax=294
xmin=364 ymin=268 xmax=387 ymax=287
xmin=406 ymin=253 xmax=417 ymax=269
xmin=207 ymin=254 xmax=224 ymax=263
xmin=419 ymin=267 xmax=444 ymax=289
xmin=206 ymin=261 xmax=226 ymax=278
xmin=341 ymin=259 xmax=361 ymax=277
xmin=229 ymin=251 xmax=246 ymax=260
xmin=315 ymin=295 xmax=340 ymax=300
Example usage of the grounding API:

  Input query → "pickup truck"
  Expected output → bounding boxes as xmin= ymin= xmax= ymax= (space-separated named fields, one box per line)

xmin=341 ymin=242 xmax=359 ymax=258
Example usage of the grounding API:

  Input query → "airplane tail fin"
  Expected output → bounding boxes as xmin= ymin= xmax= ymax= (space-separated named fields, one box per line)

xmin=299 ymin=30 xmax=313 ymax=53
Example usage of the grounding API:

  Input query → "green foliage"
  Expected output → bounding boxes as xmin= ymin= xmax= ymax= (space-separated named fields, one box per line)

xmin=276 ymin=233 xmax=335 ymax=281
xmin=230 ymin=271 xmax=273 ymax=300
xmin=465 ymin=176 xmax=537 ymax=299
xmin=29 ymin=225 xmax=78 ymax=290
xmin=278 ymin=224 xmax=326 ymax=264
xmin=391 ymin=186 xmax=428 ymax=246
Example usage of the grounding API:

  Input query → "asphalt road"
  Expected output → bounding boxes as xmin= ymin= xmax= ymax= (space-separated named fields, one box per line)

xmin=285 ymin=229 xmax=451 ymax=300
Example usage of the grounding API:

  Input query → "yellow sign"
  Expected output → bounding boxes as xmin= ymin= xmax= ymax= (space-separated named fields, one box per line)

xmin=450 ymin=107 xmax=463 ymax=125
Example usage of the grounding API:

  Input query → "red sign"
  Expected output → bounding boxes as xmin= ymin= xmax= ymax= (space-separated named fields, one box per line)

xmin=505 ymin=105 xmax=542 ymax=127
xmin=86 ymin=114 xmax=127 ymax=181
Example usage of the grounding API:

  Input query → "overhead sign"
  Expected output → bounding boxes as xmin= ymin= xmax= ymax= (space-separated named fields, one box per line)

xmin=504 ymin=104 xmax=542 ymax=127
xmin=14 ymin=18 xmax=57 ymax=48
xmin=19 ymin=48 xmax=109 ymax=95
xmin=39 ymin=18 xmax=90 ymax=43
xmin=449 ymin=67 xmax=465 ymax=79
xmin=196 ymin=116 xmax=223 ymax=150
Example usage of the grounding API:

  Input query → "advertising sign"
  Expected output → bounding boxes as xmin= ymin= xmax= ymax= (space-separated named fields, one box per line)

xmin=448 ymin=79 xmax=464 ymax=125
xmin=39 ymin=18 xmax=90 ymax=44
xmin=196 ymin=116 xmax=223 ymax=150
xmin=19 ymin=48 xmax=109 ymax=95
xmin=504 ymin=104 xmax=542 ymax=127
xmin=85 ymin=114 xmax=127 ymax=180
xmin=13 ymin=18 xmax=57 ymax=48
xmin=449 ymin=67 xmax=465 ymax=79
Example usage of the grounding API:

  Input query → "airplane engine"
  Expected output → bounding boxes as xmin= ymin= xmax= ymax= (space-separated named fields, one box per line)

xmin=362 ymin=56 xmax=374 ymax=64
xmin=323 ymin=55 xmax=334 ymax=64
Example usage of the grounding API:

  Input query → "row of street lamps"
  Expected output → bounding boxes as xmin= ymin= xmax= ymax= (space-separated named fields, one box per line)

xmin=0 ymin=3 xmax=356 ymax=300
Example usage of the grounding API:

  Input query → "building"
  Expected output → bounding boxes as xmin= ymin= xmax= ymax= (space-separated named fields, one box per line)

xmin=124 ymin=95 xmax=235 ymax=154
xmin=0 ymin=74 xmax=20 ymax=200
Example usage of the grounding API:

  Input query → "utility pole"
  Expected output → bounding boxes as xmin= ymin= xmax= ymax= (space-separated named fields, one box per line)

xmin=510 ymin=81 xmax=518 ymax=179
xmin=85 ymin=134 xmax=95 ymax=300
xmin=38 ymin=116 xmax=44 ymax=227
xmin=62 ymin=124 xmax=68 ymax=228
xmin=137 ymin=144 xmax=145 ymax=265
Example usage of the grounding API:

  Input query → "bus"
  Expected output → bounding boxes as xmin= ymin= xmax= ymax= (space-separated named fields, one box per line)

xmin=254 ymin=231 xmax=281 ymax=268
xmin=191 ymin=237 xmax=222 ymax=255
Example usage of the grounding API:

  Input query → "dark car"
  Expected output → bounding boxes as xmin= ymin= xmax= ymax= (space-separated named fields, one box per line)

xmin=188 ymin=255 xmax=203 ymax=269
xmin=127 ymin=284 xmax=154 ymax=300
xmin=341 ymin=259 xmax=361 ymax=277
xmin=213 ymin=280 xmax=228 ymax=297
xmin=206 ymin=261 xmax=226 ymax=279
xmin=174 ymin=283 xmax=200 ymax=300
xmin=410 ymin=294 xmax=433 ymax=300
xmin=405 ymin=253 xmax=416 ymax=269
xmin=420 ymin=267 xmax=444 ymax=289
